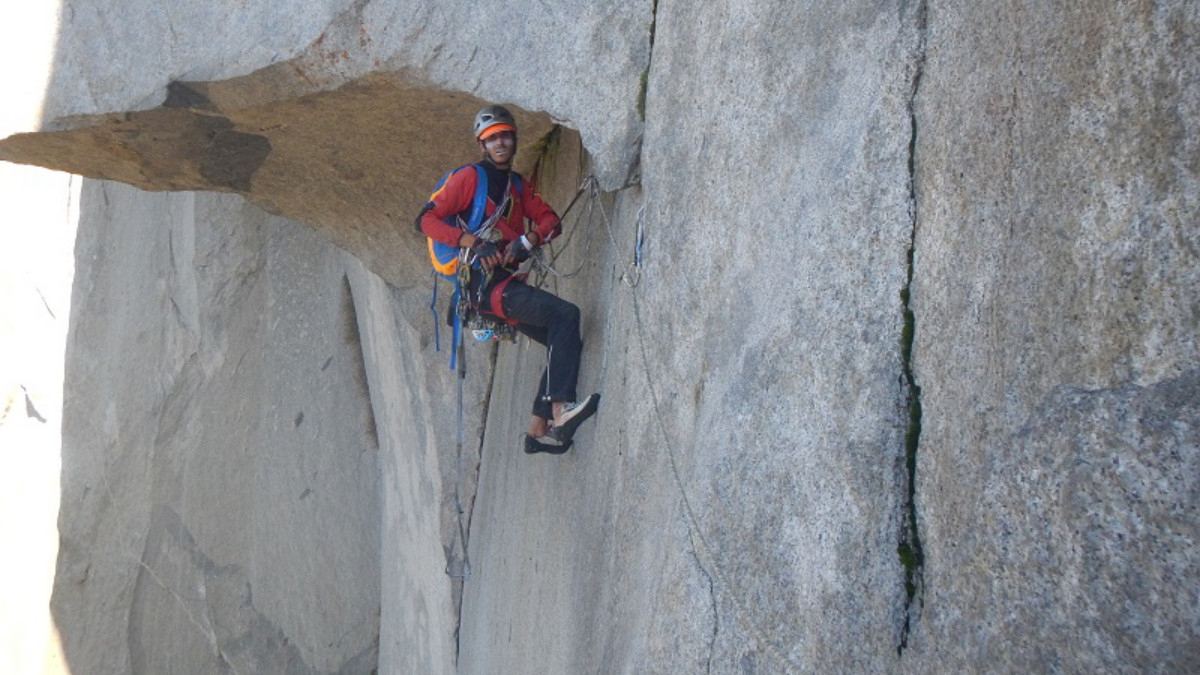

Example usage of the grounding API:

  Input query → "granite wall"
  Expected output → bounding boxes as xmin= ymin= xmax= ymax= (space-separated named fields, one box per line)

xmin=0 ymin=0 xmax=1195 ymax=673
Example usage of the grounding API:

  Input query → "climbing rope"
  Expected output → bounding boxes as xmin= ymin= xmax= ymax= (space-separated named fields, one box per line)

xmin=442 ymin=173 xmax=620 ymax=581
xmin=530 ymin=175 xmax=642 ymax=289
xmin=627 ymin=277 xmax=802 ymax=672
xmin=529 ymin=176 xmax=599 ymax=285
xmin=545 ymin=177 xmax=802 ymax=671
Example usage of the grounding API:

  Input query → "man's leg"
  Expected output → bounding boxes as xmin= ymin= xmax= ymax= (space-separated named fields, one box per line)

xmin=503 ymin=285 xmax=599 ymax=439
xmin=493 ymin=281 xmax=583 ymax=413
xmin=508 ymin=322 xmax=553 ymax=438
xmin=481 ymin=278 xmax=597 ymax=446
xmin=508 ymin=318 xmax=578 ymax=453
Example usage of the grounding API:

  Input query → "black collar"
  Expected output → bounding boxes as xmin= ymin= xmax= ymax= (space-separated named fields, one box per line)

xmin=479 ymin=160 xmax=512 ymax=204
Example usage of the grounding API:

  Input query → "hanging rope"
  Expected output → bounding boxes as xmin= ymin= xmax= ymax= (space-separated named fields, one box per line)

xmin=530 ymin=175 xmax=643 ymax=289
xmin=529 ymin=176 xmax=599 ymax=286
xmin=523 ymin=178 xmax=802 ymax=671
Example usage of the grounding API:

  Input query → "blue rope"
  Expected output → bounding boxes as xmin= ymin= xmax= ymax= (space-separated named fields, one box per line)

xmin=430 ymin=271 xmax=441 ymax=353
xmin=449 ymin=284 xmax=461 ymax=371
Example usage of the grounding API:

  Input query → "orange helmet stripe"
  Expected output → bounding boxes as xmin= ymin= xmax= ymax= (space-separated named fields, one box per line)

xmin=479 ymin=123 xmax=516 ymax=140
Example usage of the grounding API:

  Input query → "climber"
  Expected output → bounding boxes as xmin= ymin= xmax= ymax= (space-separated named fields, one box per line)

xmin=417 ymin=104 xmax=600 ymax=454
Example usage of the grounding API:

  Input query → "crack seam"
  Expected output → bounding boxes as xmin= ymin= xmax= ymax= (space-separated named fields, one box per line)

xmin=449 ymin=341 xmax=500 ymax=666
xmin=897 ymin=0 xmax=929 ymax=657
xmin=701 ymin=549 xmax=717 ymax=675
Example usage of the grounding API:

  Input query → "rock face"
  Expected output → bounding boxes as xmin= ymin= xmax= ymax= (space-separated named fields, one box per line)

xmin=57 ymin=183 xmax=386 ymax=673
xmin=1 ymin=0 xmax=1196 ymax=674
xmin=910 ymin=2 xmax=1200 ymax=671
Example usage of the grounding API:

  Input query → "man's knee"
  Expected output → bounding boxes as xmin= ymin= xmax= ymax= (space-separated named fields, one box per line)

xmin=554 ymin=300 xmax=580 ymax=326
xmin=545 ymin=301 xmax=580 ymax=337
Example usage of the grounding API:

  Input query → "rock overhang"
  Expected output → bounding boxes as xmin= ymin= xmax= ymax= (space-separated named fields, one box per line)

xmin=0 ymin=0 xmax=654 ymax=288
xmin=0 ymin=69 xmax=586 ymax=290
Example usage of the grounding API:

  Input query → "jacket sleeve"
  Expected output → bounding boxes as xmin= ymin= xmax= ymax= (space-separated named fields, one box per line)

xmin=521 ymin=179 xmax=562 ymax=244
xmin=418 ymin=169 xmax=476 ymax=247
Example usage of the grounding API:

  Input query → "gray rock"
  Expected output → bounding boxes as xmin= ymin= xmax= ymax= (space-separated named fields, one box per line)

xmin=457 ymin=0 xmax=929 ymax=668
xmin=2 ymin=0 xmax=1196 ymax=672
xmin=909 ymin=0 xmax=1200 ymax=671
xmin=56 ymin=182 xmax=385 ymax=673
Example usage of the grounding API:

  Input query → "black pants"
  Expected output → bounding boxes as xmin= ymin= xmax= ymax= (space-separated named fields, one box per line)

xmin=473 ymin=272 xmax=582 ymax=420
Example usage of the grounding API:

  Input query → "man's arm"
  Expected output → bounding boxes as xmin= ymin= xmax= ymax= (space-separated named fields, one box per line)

xmin=521 ymin=180 xmax=562 ymax=246
xmin=417 ymin=170 xmax=477 ymax=247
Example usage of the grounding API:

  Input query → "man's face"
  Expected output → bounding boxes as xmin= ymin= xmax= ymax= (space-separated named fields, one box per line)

xmin=481 ymin=130 xmax=516 ymax=168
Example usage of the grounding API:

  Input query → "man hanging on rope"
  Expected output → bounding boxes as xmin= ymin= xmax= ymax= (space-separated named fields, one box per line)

xmin=417 ymin=104 xmax=600 ymax=454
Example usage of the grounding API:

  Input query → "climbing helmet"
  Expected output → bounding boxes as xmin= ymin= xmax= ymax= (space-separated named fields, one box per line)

xmin=474 ymin=105 xmax=517 ymax=140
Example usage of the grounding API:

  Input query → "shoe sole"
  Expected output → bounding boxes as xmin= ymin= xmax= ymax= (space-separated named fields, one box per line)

xmin=524 ymin=434 xmax=572 ymax=455
xmin=552 ymin=393 xmax=600 ymax=442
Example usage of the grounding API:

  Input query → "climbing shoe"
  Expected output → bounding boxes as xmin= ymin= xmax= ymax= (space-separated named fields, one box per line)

xmin=551 ymin=393 xmax=601 ymax=442
xmin=524 ymin=433 xmax=572 ymax=455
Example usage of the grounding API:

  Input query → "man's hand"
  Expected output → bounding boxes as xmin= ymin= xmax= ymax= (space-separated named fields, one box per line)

xmin=505 ymin=234 xmax=538 ymax=265
xmin=471 ymin=237 xmax=503 ymax=271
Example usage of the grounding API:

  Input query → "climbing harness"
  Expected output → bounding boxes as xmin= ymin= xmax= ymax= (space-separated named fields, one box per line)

xmin=424 ymin=164 xmax=520 ymax=369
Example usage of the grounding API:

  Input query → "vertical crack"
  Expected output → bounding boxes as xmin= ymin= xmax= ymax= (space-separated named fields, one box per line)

xmin=705 ymin=568 xmax=717 ymax=674
xmin=636 ymin=0 xmax=659 ymax=121
xmin=450 ymin=341 xmax=500 ymax=666
xmin=341 ymin=274 xmax=380 ymax=450
xmin=628 ymin=0 xmax=659 ymax=185
xmin=897 ymin=0 xmax=928 ymax=656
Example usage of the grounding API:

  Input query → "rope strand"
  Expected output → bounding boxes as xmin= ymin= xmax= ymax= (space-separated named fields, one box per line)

xmin=540 ymin=178 xmax=801 ymax=670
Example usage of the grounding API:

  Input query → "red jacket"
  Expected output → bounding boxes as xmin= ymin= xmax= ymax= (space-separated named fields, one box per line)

xmin=419 ymin=164 xmax=560 ymax=250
